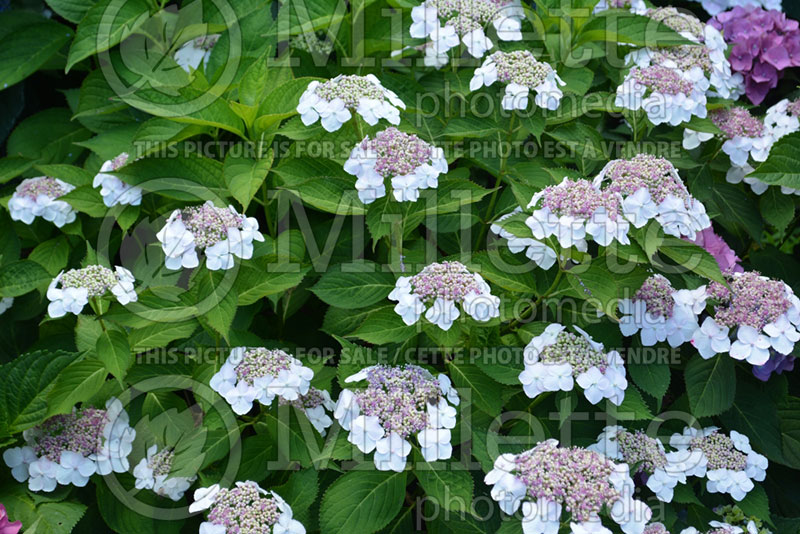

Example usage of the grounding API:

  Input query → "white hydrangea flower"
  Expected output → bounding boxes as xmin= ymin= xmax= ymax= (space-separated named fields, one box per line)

xmin=334 ymin=365 xmax=459 ymax=471
xmin=3 ymin=398 xmax=135 ymax=492
xmin=616 ymin=65 xmax=709 ymax=126
xmin=174 ymin=34 xmax=219 ymax=72
xmin=490 ymin=208 xmax=559 ymax=270
xmin=296 ymin=75 xmax=405 ymax=132
xmin=93 ymin=152 xmax=143 ymax=207
xmin=519 ymin=324 xmax=628 ymax=406
xmin=486 ymin=439 xmax=651 ymax=534
xmin=0 ymin=297 xmax=12 ymax=315
xmin=156 ymin=201 xmax=264 ymax=271
xmin=470 ymin=51 xmax=565 ymax=111
xmin=279 ymin=388 xmax=337 ymax=436
xmin=47 ymin=265 xmax=138 ymax=318
xmin=133 ymin=445 xmax=196 ymax=501
xmin=190 ymin=481 xmax=306 ymax=534
xmin=669 ymin=426 xmax=767 ymax=501
xmin=408 ymin=0 xmax=524 ymax=67
xmin=343 ymin=127 xmax=447 ymax=204
xmin=209 ymin=347 xmax=314 ymax=416
xmin=9 ymin=177 xmax=76 ymax=228
xmin=593 ymin=0 xmax=647 ymax=14
xmin=388 ymin=261 xmax=500 ymax=331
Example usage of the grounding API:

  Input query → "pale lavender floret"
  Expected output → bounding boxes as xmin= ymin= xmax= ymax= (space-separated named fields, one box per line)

xmin=360 ymin=128 xmax=433 ymax=178
xmin=644 ymin=524 xmax=670 ymax=534
xmin=30 ymin=408 xmax=109 ymax=462
xmin=616 ymin=429 xmax=668 ymax=473
xmin=409 ymin=261 xmax=481 ymax=304
xmin=427 ymin=0 xmax=512 ymax=35
xmin=490 ymin=50 xmax=555 ymax=89
xmin=633 ymin=66 xmax=695 ymax=96
xmin=711 ymin=108 xmax=766 ymax=139
xmin=510 ymin=441 xmax=621 ymax=523
xmin=707 ymin=271 xmax=790 ymax=330
xmin=234 ymin=348 xmax=293 ymax=385
xmin=539 ymin=179 xmax=622 ymax=220
xmin=634 ymin=275 xmax=676 ymax=319
xmin=354 ymin=365 xmax=441 ymax=439
xmin=601 ymin=154 xmax=690 ymax=204
xmin=177 ymin=203 xmax=244 ymax=249
xmin=690 ymin=431 xmax=748 ymax=471
xmin=539 ymin=331 xmax=608 ymax=374
xmin=278 ymin=387 xmax=329 ymax=410
xmin=16 ymin=177 xmax=68 ymax=200
xmin=206 ymin=482 xmax=281 ymax=532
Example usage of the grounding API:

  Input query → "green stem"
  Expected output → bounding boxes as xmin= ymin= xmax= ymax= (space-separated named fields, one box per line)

xmin=502 ymin=262 xmax=564 ymax=334
xmin=475 ymin=113 xmax=517 ymax=249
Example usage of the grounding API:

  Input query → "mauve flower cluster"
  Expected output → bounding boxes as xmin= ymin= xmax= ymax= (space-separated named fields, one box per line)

xmin=688 ymin=227 xmax=744 ymax=274
xmin=711 ymin=7 xmax=800 ymax=104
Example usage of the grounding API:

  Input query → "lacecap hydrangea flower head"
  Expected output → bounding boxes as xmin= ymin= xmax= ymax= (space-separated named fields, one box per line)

xmin=762 ymin=97 xmax=800 ymax=195
xmin=3 ymin=398 xmax=135 ymax=492
xmin=343 ymin=127 xmax=447 ymax=204
xmin=410 ymin=0 xmax=524 ymax=67
xmin=485 ymin=439 xmax=652 ymax=534
xmin=589 ymin=425 xmax=703 ymax=503
xmin=670 ymin=426 xmax=768 ymax=501
xmin=334 ymin=365 xmax=460 ymax=471
xmin=388 ymin=261 xmax=500 ymax=331
xmin=618 ymin=274 xmax=707 ymax=348
xmin=9 ymin=176 xmax=76 ymax=228
xmin=680 ymin=521 xmax=753 ymax=534
xmin=711 ymin=6 xmax=800 ymax=105
xmin=189 ymin=481 xmax=305 ymax=534
xmin=691 ymin=270 xmax=800 ymax=366
xmin=470 ymin=50 xmax=565 ymax=111
xmin=593 ymin=154 xmax=711 ymax=239
xmin=296 ymin=74 xmax=405 ymax=132
xmin=615 ymin=64 xmax=709 ymax=126
xmin=593 ymin=0 xmax=647 ymax=14
xmin=209 ymin=347 xmax=315 ymax=416
xmin=490 ymin=207 xmax=560 ymax=270
xmin=278 ymin=387 xmax=337 ymax=436
xmin=156 ymin=201 xmax=264 ymax=271
xmin=93 ymin=152 xmax=142 ymax=207
xmin=174 ymin=34 xmax=219 ymax=73
xmin=47 ymin=265 xmax=137 ymax=318
xmin=526 ymin=177 xmax=631 ymax=248
xmin=519 ymin=324 xmax=628 ymax=406
xmin=133 ymin=445 xmax=197 ymax=501
xmin=626 ymin=7 xmax=744 ymax=100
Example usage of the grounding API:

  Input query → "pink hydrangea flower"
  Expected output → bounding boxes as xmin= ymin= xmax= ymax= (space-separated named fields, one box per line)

xmin=688 ymin=227 xmax=744 ymax=274
xmin=0 ymin=505 xmax=21 ymax=534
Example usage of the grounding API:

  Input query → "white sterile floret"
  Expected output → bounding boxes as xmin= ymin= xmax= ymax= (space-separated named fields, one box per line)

xmin=190 ymin=481 xmax=306 ymax=534
xmin=133 ymin=445 xmax=196 ymax=501
xmin=343 ymin=127 xmax=447 ymax=204
xmin=156 ymin=201 xmax=264 ymax=271
xmin=526 ymin=177 xmax=631 ymax=248
xmin=618 ymin=275 xmax=706 ymax=348
xmin=296 ymin=75 xmax=405 ymax=132
xmin=691 ymin=271 xmax=800 ymax=365
xmin=408 ymin=0 xmax=524 ymax=67
xmin=209 ymin=347 xmax=314 ymax=415
xmin=334 ymin=365 xmax=459 ymax=471
xmin=2 ymin=398 xmax=135 ymax=492
xmin=93 ymin=152 xmax=143 ymax=207
xmin=9 ymin=176 xmax=76 ymax=227
xmin=486 ymin=439 xmax=652 ymax=534
xmin=388 ymin=261 xmax=500 ymax=331
xmin=519 ymin=324 xmax=628 ymax=406
xmin=490 ymin=208 xmax=559 ymax=270
xmin=669 ymin=426 xmax=767 ymax=501
xmin=174 ymin=34 xmax=219 ymax=72
xmin=593 ymin=154 xmax=711 ymax=240
xmin=46 ymin=265 xmax=138 ymax=318
xmin=278 ymin=387 xmax=337 ymax=436
xmin=0 ymin=297 xmax=12 ymax=315
xmin=470 ymin=50 xmax=565 ymax=111
xmin=616 ymin=65 xmax=709 ymax=126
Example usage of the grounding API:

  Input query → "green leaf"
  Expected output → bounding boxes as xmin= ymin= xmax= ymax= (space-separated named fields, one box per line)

xmin=235 ymin=265 xmax=308 ymax=306
xmin=128 ymin=320 xmax=198 ymax=351
xmin=759 ymin=188 xmax=795 ymax=232
xmin=720 ymin=380 xmax=784 ymax=464
xmin=0 ymin=350 xmax=77 ymax=437
xmin=34 ymin=164 xmax=94 ymax=187
xmin=24 ymin=501 xmax=86 ymax=534
xmin=312 ymin=263 xmax=396 ymax=309
xmin=46 ymin=359 xmax=108 ymax=417
xmin=0 ymin=260 xmax=51 ymax=297
xmin=96 ymin=477 xmax=185 ymax=534
xmin=655 ymin=238 xmax=726 ymax=285
xmin=44 ymin=0 xmax=95 ymax=24
xmin=577 ymin=12 xmax=695 ymax=46
xmin=750 ymin=131 xmax=800 ymax=190
xmin=352 ymin=307 xmax=416 ymax=344
xmin=273 ymin=469 xmax=319 ymax=525
xmin=60 ymin=185 xmax=109 ymax=217
xmin=471 ymin=250 xmax=538 ymax=293
xmin=66 ymin=0 xmax=151 ymax=71
xmin=414 ymin=454 xmax=474 ymax=513
xmin=628 ymin=358 xmax=670 ymax=400
xmin=194 ymin=268 xmax=237 ymax=342
xmin=113 ymin=154 xmax=228 ymax=201
xmin=223 ymin=149 xmax=273 ymax=210
xmin=778 ymin=397 xmax=800 ymax=469
xmin=615 ymin=386 xmax=654 ymax=420
xmin=0 ymin=12 xmax=72 ymax=91
xmin=96 ymin=328 xmax=132 ymax=381
xmin=319 ymin=470 xmax=407 ymax=534
xmin=448 ymin=361 xmax=503 ymax=415
xmin=737 ymin=484 xmax=771 ymax=525
xmin=685 ymin=354 xmax=735 ymax=418
xmin=6 ymin=108 xmax=91 ymax=164
xmin=711 ymin=182 xmax=763 ymax=242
